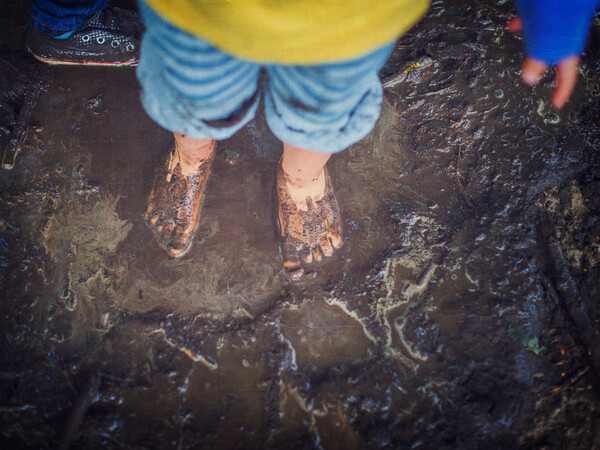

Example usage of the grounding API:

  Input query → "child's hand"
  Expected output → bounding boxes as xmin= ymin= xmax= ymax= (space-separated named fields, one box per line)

xmin=509 ymin=0 xmax=599 ymax=109
xmin=509 ymin=16 xmax=581 ymax=109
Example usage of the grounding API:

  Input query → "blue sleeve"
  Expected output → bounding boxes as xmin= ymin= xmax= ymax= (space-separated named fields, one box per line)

xmin=516 ymin=0 xmax=599 ymax=65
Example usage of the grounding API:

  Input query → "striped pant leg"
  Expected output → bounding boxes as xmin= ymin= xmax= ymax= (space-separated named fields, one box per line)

xmin=263 ymin=44 xmax=394 ymax=153
xmin=137 ymin=1 xmax=260 ymax=140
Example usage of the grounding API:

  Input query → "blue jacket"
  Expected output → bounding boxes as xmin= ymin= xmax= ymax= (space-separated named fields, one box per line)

xmin=517 ymin=0 xmax=600 ymax=65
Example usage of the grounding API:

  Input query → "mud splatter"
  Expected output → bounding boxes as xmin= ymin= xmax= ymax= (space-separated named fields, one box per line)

xmin=1 ymin=0 xmax=600 ymax=448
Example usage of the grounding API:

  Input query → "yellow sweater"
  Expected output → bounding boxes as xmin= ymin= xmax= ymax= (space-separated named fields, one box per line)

xmin=144 ymin=0 xmax=430 ymax=64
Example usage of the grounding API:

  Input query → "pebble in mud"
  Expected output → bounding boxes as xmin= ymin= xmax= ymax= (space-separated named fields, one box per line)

xmin=223 ymin=148 xmax=241 ymax=165
xmin=83 ymin=94 xmax=103 ymax=113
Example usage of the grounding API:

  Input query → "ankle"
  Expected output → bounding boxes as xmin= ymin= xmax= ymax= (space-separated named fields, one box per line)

xmin=173 ymin=134 xmax=215 ymax=175
xmin=279 ymin=143 xmax=331 ymax=205
xmin=284 ymin=167 xmax=324 ymax=189
xmin=281 ymin=167 xmax=326 ymax=210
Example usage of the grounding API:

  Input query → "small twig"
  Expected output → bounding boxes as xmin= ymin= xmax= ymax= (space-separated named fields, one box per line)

xmin=569 ymin=367 xmax=590 ymax=385
xmin=59 ymin=375 xmax=102 ymax=450
xmin=396 ymin=183 xmax=431 ymax=203
xmin=585 ymin=139 xmax=599 ymax=151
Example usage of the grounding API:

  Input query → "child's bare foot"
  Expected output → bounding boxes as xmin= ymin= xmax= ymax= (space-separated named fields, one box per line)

xmin=144 ymin=141 xmax=214 ymax=257
xmin=277 ymin=161 xmax=343 ymax=280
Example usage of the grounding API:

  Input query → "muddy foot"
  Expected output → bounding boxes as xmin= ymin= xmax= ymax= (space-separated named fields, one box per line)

xmin=144 ymin=148 xmax=214 ymax=257
xmin=277 ymin=161 xmax=343 ymax=280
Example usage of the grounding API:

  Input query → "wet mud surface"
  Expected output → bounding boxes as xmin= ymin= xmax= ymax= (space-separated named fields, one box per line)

xmin=2 ymin=0 xmax=600 ymax=448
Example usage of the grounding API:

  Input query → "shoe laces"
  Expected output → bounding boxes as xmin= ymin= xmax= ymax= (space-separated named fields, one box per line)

xmin=76 ymin=7 xmax=138 ymax=51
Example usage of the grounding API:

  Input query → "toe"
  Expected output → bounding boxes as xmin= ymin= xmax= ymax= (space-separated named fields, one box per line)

xmin=319 ymin=236 xmax=334 ymax=257
xmin=168 ymin=247 xmax=187 ymax=258
xmin=282 ymin=244 xmax=305 ymax=280
xmin=145 ymin=193 xmax=156 ymax=208
xmin=148 ymin=213 xmax=160 ymax=226
xmin=166 ymin=233 xmax=193 ymax=258
xmin=146 ymin=192 xmax=156 ymax=205
xmin=283 ymin=255 xmax=305 ymax=280
xmin=286 ymin=265 xmax=305 ymax=281
xmin=312 ymin=247 xmax=322 ymax=262
xmin=329 ymin=227 xmax=343 ymax=249
xmin=145 ymin=191 xmax=157 ymax=214
xmin=300 ymin=247 xmax=313 ymax=264
xmin=161 ymin=216 xmax=195 ymax=257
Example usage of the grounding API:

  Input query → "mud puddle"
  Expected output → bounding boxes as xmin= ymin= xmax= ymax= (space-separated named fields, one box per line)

xmin=2 ymin=0 xmax=600 ymax=448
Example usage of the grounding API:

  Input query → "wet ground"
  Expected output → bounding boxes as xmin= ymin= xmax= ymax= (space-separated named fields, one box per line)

xmin=2 ymin=0 xmax=600 ymax=448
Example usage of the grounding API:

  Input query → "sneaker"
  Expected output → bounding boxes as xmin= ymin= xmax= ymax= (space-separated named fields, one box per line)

xmin=26 ymin=6 xmax=142 ymax=67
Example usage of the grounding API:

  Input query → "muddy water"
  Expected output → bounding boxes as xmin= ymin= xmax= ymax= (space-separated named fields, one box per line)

xmin=2 ymin=0 xmax=600 ymax=448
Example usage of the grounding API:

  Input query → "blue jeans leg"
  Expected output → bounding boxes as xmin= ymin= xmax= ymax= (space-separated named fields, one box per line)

xmin=28 ymin=0 xmax=109 ymax=35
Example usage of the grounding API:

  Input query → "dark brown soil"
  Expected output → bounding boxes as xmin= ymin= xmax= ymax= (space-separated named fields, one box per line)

xmin=1 ymin=0 xmax=599 ymax=448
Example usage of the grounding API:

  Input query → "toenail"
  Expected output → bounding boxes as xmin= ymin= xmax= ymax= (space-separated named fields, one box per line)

xmin=313 ymin=249 xmax=322 ymax=262
xmin=301 ymin=252 xmax=313 ymax=264
xmin=332 ymin=236 xmax=343 ymax=248
xmin=284 ymin=260 xmax=300 ymax=269
xmin=287 ymin=266 xmax=305 ymax=280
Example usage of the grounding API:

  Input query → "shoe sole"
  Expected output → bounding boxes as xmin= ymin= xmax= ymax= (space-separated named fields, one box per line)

xmin=27 ymin=45 xmax=139 ymax=67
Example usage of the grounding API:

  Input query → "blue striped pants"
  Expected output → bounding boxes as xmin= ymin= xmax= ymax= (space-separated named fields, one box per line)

xmin=137 ymin=2 xmax=393 ymax=153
